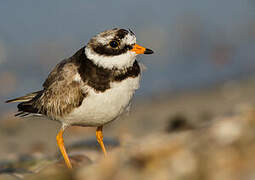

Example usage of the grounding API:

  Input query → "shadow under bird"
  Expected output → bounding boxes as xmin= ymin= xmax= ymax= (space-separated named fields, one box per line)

xmin=6 ymin=28 xmax=154 ymax=169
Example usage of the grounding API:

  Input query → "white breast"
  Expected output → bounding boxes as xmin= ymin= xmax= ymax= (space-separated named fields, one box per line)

xmin=63 ymin=76 xmax=140 ymax=127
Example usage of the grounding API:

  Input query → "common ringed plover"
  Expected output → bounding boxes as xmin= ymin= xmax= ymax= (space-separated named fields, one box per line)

xmin=6 ymin=28 xmax=154 ymax=168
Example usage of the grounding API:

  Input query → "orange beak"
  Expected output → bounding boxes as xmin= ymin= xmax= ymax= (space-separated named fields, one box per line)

xmin=131 ymin=44 xmax=154 ymax=54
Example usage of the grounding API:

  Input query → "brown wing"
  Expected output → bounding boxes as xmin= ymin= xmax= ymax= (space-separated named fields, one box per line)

xmin=7 ymin=47 xmax=87 ymax=118
xmin=32 ymin=58 xmax=87 ymax=119
xmin=43 ymin=59 xmax=69 ymax=88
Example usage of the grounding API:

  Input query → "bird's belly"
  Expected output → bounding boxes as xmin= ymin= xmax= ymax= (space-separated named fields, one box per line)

xmin=64 ymin=76 xmax=140 ymax=126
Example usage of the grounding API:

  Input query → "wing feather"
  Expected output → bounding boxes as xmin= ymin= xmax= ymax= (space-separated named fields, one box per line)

xmin=33 ymin=58 xmax=87 ymax=119
xmin=6 ymin=47 xmax=87 ymax=119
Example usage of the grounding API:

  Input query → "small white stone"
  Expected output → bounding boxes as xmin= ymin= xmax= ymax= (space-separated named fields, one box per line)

xmin=212 ymin=118 xmax=242 ymax=145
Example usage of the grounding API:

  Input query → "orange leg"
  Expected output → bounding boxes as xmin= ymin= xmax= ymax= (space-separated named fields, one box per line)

xmin=96 ymin=126 xmax=107 ymax=156
xmin=56 ymin=128 xmax=72 ymax=169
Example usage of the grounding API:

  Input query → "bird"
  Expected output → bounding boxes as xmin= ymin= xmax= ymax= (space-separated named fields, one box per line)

xmin=6 ymin=28 xmax=154 ymax=169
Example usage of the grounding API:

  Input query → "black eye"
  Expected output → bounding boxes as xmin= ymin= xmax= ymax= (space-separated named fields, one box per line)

xmin=109 ymin=40 xmax=119 ymax=48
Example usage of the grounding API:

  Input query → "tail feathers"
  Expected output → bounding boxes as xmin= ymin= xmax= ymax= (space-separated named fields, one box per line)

xmin=15 ymin=112 xmax=31 ymax=117
xmin=14 ymin=111 xmax=42 ymax=117
xmin=17 ymin=102 xmax=39 ymax=114
xmin=5 ymin=91 xmax=43 ymax=103
xmin=6 ymin=90 xmax=43 ymax=117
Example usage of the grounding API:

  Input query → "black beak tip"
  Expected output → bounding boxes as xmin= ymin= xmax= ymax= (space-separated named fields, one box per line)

xmin=144 ymin=48 xmax=154 ymax=54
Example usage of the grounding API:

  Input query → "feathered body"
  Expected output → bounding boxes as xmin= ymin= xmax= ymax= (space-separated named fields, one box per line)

xmin=7 ymin=29 xmax=142 ymax=127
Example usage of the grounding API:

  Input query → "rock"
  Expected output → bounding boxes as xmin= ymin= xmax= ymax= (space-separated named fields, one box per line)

xmin=165 ymin=113 xmax=194 ymax=132
xmin=56 ymin=153 xmax=92 ymax=169
xmin=0 ymin=167 xmax=32 ymax=179
xmin=0 ymin=174 xmax=19 ymax=180
xmin=26 ymin=166 xmax=72 ymax=180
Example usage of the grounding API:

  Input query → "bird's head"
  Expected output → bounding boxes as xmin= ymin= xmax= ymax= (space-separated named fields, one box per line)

xmin=85 ymin=28 xmax=153 ymax=69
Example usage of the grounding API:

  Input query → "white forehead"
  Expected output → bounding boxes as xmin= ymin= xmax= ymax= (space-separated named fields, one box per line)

xmin=123 ymin=33 xmax=136 ymax=45
xmin=95 ymin=30 xmax=136 ymax=45
xmin=96 ymin=34 xmax=115 ymax=44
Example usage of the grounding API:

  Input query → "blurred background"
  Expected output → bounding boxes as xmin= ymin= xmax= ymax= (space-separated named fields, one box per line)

xmin=1 ymin=0 xmax=255 ymax=179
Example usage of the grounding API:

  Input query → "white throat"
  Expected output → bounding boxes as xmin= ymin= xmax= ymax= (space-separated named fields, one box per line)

xmin=85 ymin=47 xmax=137 ymax=69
